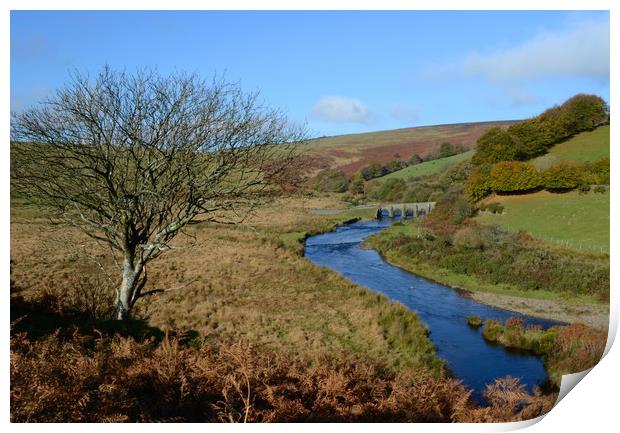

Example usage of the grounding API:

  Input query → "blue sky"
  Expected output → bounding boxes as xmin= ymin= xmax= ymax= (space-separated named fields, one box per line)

xmin=11 ymin=10 xmax=610 ymax=137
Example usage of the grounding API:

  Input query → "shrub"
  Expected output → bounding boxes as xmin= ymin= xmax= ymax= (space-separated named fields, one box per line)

xmin=10 ymin=330 xmax=475 ymax=423
xmin=578 ymin=184 xmax=591 ymax=195
xmin=541 ymin=162 xmax=584 ymax=190
xmin=588 ymin=157 xmax=610 ymax=185
xmin=453 ymin=227 xmax=485 ymax=250
xmin=593 ymin=185 xmax=607 ymax=194
xmin=470 ymin=157 xmax=608 ymax=198
xmin=507 ymin=117 xmax=557 ymax=158
xmin=348 ymin=177 xmax=365 ymax=195
xmin=489 ymin=162 xmax=540 ymax=193
xmin=486 ymin=203 xmax=504 ymax=214
xmin=438 ymin=142 xmax=457 ymax=158
xmin=465 ymin=165 xmax=492 ymax=202
xmin=403 ymin=185 xmax=433 ymax=203
xmin=559 ymin=94 xmax=609 ymax=132
xmin=451 ymin=199 xmax=475 ymax=225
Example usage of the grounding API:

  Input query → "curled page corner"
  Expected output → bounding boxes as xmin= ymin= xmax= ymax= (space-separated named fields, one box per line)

xmin=603 ymin=310 xmax=617 ymax=358
xmin=505 ymin=370 xmax=596 ymax=431
xmin=554 ymin=368 xmax=593 ymax=406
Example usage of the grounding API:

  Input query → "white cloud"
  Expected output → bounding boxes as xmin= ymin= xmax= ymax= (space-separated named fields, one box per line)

xmin=463 ymin=19 xmax=609 ymax=82
xmin=388 ymin=104 xmax=420 ymax=124
xmin=310 ymin=96 xmax=372 ymax=124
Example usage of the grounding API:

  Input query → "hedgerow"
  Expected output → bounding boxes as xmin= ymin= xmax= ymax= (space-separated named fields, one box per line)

xmin=465 ymin=158 xmax=609 ymax=202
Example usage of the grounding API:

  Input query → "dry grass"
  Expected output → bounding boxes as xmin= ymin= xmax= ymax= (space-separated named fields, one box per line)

xmin=10 ymin=195 xmax=438 ymax=374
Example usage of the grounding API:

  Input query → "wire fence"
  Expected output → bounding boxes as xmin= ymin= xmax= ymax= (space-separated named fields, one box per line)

xmin=533 ymin=235 xmax=608 ymax=254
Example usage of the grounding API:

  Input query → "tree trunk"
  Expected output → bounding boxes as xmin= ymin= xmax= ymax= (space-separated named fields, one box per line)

xmin=116 ymin=256 xmax=138 ymax=320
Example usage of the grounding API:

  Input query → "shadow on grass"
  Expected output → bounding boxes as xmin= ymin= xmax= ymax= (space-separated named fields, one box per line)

xmin=10 ymin=292 xmax=165 ymax=343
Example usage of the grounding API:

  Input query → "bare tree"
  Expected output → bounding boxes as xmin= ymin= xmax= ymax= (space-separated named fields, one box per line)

xmin=11 ymin=67 xmax=306 ymax=319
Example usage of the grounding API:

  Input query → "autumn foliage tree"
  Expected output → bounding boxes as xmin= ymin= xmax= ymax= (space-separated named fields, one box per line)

xmin=472 ymin=127 xmax=519 ymax=165
xmin=489 ymin=162 xmax=540 ymax=193
xmin=472 ymin=94 xmax=608 ymax=165
xmin=464 ymin=164 xmax=492 ymax=202
xmin=11 ymin=67 xmax=306 ymax=320
xmin=541 ymin=162 xmax=585 ymax=190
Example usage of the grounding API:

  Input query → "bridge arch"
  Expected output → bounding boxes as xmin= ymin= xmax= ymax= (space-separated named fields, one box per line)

xmin=376 ymin=202 xmax=436 ymax=219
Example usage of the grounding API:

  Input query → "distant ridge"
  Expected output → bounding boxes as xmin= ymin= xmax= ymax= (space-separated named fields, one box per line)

xmin=308 ymin=119 xmax=521 ymax=141
xmin=304 ymin=119 xmax=520 ymax=175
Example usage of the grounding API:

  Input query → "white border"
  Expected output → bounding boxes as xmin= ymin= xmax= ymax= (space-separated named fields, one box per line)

xmin=2 ymin=2 xmax=617 ymax=432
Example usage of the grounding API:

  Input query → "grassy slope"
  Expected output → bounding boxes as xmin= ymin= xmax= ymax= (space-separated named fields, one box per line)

xmin=305 ymin=120 xmax=516 ymax=175
xmin=10 ymin=196 xmax=441 ymax=374
xmin=476 ymin=191 xmax=609 ymax=253
xmin=533 ymin=125 xmax=610 ymax=169
xmin=382 ymin=150 xmax=474 ymax=180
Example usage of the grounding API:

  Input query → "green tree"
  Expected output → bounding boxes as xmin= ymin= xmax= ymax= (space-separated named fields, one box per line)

xmin=348 ymin=175 xmax=365 ymax=195
xmin=438 ymin=142 xmax=456 ymax=158
xmin=560 ymin=94 xmax=609 ymax=132
xmin=370 ymin=178 xmax=406 ymax=202
xmin=384 ymin=159 xmax=408 ymax=174
xmin=360 ymin=161 xmax=384 ymax=180
xmin=408 ymin=154 xmax=423 ymax=165
xmin=313 ymin=169 xmax=351 ymax=193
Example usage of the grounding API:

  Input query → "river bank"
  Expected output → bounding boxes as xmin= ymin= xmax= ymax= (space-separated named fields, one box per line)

xmin=365 ymin=222 xmax=609 ymax=330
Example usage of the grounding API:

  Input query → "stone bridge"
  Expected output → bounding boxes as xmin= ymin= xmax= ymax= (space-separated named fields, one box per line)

xmin=376 ymin=202 xmax=436 ymax=219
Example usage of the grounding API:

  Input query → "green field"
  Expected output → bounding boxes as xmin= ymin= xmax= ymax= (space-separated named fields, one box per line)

xmin=476 ymin=190 xmax=610 ymax=252
xmin=381 ymin=150 xmax=474 ymax=180
xmin=533 ymin=125 xmax=610 ymax=169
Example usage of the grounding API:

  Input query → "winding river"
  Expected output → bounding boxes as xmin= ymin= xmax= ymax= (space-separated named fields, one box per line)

xmin=304 ymin=219 xmax=560 ymax=400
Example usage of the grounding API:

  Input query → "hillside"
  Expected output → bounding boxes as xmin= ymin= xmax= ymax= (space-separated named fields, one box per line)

xmin=382 ymin=150 xmax=474 ymax=180
xmin=533 ymin=125 xmax=610 ymax=169
xmin=305 ymin=120 xmax=518 ymax=175
xmin=474 ymin=126 xmax=610 ymax=253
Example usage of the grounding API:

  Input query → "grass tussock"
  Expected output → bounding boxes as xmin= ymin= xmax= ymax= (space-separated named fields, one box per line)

xmin=467 ymin=316 xmax=483 ymax=328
